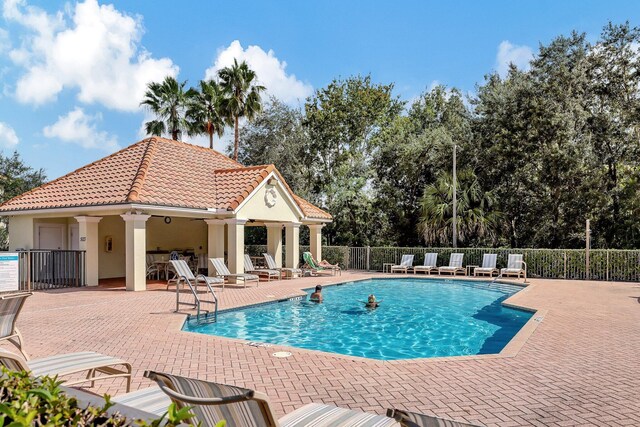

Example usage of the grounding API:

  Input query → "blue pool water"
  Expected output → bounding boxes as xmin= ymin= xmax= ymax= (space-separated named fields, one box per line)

xmin=183 ymin=279 xmax=533 ymax=360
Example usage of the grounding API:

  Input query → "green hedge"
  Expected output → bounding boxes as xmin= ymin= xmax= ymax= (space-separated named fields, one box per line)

xmin=244 ymin=245 xmax=640 ymax=281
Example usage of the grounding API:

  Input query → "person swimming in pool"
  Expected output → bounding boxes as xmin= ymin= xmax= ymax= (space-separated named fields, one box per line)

xmin=309 ymin=285 xmax=323 ymax=303
xmin=363 ymin=294 xmax=382 ymax=308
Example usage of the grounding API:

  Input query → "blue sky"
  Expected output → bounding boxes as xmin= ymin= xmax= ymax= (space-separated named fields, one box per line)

xmin=0 ymin=0 xmax=639 ymax=180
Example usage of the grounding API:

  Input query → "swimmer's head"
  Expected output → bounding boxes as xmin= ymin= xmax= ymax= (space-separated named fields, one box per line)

xmin=368 ymin=294 xmax=376 ymax=303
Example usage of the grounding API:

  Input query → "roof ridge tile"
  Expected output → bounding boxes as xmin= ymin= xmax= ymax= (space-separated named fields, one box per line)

xmin=126 ymin=138 xmax=158 ymax=202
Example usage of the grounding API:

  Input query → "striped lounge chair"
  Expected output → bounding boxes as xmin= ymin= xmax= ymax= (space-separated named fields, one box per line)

xmin=0 ymin=292 xmax=31 ymax=359
xmin=391 ymin=255 xmax=415 ymax=273
xmin=0 ymin=348 xmax=132 ymax=392
xmin=263 ymin=253 xmax=302 ymax=279
xmin=501 ymin=254 xmax=527 ymax=279
xmin=387 ymin=408 xmax=481 ymax=427
xmin=438 ymin=253 xmax=465 ymax=276
xmin=244 ymin=254 xmax=281 ymax=281
xmin=144 ymin=370 xmax=398 ymax=427
xmin=474 ymin=254 xmax=498 ymax=277
xmin=413 ymin=253 xmax=438 ymax=275
xmin=209 ymin=258 xmax=260 ymax=289
xmin=170 ymin=259 xmax=223 ymax=290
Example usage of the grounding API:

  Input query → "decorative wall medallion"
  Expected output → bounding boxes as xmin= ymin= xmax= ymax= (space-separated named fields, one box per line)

xmin=265 ymin=187 xmax=278 ymax=207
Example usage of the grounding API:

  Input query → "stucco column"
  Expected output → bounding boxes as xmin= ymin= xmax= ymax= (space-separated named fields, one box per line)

xmin=121 ymin=213 xmax=150 ymax=291
xmin=265 ymin=223 xmax=283 ymax=268
xmin=74 ymin=216 xmax=102 ymax=287
xmin=285 ymin=222 xmax=301 ymax=269
xmin=308 ymin=224 xmax=324 ymax=263
xmin=225 ymin=219 xmax=246 ymax=276
xmin=205 ymin=219 xmax=226 ymax=276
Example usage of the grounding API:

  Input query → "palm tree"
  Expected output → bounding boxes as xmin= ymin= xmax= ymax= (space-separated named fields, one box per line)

xmin=186 ymin=80 xmax=226 ymax=149
xmin=418 ymin=169 xmax=503 ymax=246
xmin=218 ymin=59 xmax=266 ymax=161
xmin=141 ymin=76 xmax=194 ymax=141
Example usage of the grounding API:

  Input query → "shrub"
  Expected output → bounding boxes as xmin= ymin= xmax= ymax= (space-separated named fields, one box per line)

xmin=0 ymin=368 xmax=225 ymax=426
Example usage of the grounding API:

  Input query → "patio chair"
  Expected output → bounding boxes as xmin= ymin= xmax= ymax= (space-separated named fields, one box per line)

xmin=474 ymin=254 xmax=498 ymax=277
xmin=0 ymin=292 xmax=31 ymax=359
xmin=209 ymin=258 xmax=260 ymax=289
xmin=0 ymin=348 xmax=132 ymax=392
xmin=391 ymin=254 xmax=414 ymax=273
xmin=413 ymin=253 xmax=438 ymax=275
xmin=302 ymin=252 xmax=336 ymax=276
xmin=438 ymin=253 xmax=465 ymax=276
xmin=263 ymin=253 xmax=302 ymax=279
xmin=144 ymin=370 xmax=398 ymax=427
xmin=304 ymin=251 xmax=342 ymax=276
xmin=387 ymin=408 xmax=480 ymax=427
xmin=244 ymin=254 xmax=280 ymax=281
xmin=170 ymin=260 xmax=223 ymax=291
xmin=501 ymin=254 xmax=527 ymax=279
xmin=146 ymin=254 xmax=160 ymax=280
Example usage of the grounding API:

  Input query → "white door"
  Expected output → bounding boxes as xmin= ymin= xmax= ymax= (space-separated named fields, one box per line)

xmin=38 ymin=224 xmax=64 ymax=249
xmin=69 ymin=224 xmax=80 ymax=250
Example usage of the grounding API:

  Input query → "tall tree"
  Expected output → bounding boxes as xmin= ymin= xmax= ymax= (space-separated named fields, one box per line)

xmin=0 ymin=152 xmax=46 ymax=249
xmin=187 ymin=79 xmax=227 ymax=149
xmin=237 ymin=97 xmax=313 ymax=196
xmin=585 ymin=22 xmax=640 ymax=247
xmin=141 ymin=76 xmax=194 ymax=140
xmin=418 ymin=169 xmax=503 ymax=246
xmin=372 ymin=85 xmax=473 ymax=245
xmin=218 ymin=59 xmax=266 ymax=161
xmin=304 ymin=75 xmax=404 ymax=245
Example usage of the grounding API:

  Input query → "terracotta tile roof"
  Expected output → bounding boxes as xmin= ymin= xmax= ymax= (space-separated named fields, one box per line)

xmin=293 ymin=195 xmax=332 ymax=220
xmin=0 ymin=137 xmax=331 ymax=220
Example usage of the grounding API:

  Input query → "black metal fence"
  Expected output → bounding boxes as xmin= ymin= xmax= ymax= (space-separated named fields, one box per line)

xmin=18 ymin=250 xmax=86 ymax=290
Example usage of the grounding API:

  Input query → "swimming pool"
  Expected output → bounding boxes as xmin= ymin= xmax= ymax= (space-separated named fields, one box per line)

xmin=183 ymin=278 xmax=533 ymax=360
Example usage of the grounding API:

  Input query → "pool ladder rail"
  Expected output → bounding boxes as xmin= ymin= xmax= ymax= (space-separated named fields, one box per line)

xmin=174 ymin=274 xmax=219 ymax=324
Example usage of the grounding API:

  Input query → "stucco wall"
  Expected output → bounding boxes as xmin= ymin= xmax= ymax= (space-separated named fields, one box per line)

xmin=146 ymin=216 xmax=207 ymax=254
xmin=236 ymin=181 xmax=301 ymax=223
xmin=98 ymin=215 xmax=126 ymax=279
xmin=8 ymin=216 xmax=34 ymax=250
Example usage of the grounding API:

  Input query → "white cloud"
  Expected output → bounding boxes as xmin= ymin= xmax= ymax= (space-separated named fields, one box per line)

xmin=495 ymin=41 xmax=534 ymax=77
xmin=0 ymin=122 xmax=19 ymax=148
xmin=0 ymin=28 xmax=10 ymax=53
xmin=204 ymin=40 xmax=313 ymax=105
xmin=4 ymin=0 xmax=177 ymax=111
xmin=43 ymin=107 xmax=119 ymax=151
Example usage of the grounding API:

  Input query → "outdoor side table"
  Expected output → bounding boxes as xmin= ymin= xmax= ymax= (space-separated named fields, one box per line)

xmin=466 ymin=265 xmax=479 ymax=276
xmin=383 ymin=263 xmax=394 ymax=273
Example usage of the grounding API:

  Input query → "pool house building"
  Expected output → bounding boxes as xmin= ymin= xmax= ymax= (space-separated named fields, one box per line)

xmin=0 ymin=137 xmax=332 ymax=291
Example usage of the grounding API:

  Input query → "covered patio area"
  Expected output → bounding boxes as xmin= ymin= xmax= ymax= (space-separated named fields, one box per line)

xmin=0 ymin=137 xmax=332 ymax=291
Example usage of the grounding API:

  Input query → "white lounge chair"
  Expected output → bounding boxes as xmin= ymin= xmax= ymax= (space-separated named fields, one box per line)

xmin=209 ymin=258 xmax=260 ymax=288
xmin=413 ymin=253 xmax=438 ymax=275
xmin=170 ymin=259 xmax=223 ymax=290
xmin=438 ymin=253 xmax=465 ymax=276
xmin=244 ymin=254 xmax=281 ymax=281
xmin=0 ymin=292 xmax=31 ymax=359
xmin=474 ymin=254 xmax=498 ymax=277
xmin=263 ymin=253 xmax=302 ymax=279
xmin=144 ymin=370 xmax=398 ymax=427
xmin=391 ymin=254 xmax=414 ymax=273
xmin=501 ymin=254 xmax=527 ymax=279
xmin=0 ymin=348 xmax=132 ymax=392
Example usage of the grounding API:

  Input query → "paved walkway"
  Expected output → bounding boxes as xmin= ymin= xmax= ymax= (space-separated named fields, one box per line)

xmin=10 ymin=273 xmax=640 ymax=426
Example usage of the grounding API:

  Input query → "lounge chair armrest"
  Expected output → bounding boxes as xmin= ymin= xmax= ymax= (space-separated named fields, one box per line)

xmin=144 ymin=371 xmax=254 ymax=405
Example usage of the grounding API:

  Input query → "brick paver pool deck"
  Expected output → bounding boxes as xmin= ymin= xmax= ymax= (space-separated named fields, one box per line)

xmin=10 ymin=273 xmax=640 ymax=426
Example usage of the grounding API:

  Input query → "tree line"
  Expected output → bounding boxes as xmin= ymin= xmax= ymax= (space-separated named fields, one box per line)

xmin=236 ymin=22 xmax=640 ymax=249
xmin=3 ymin=22 xmax=637 ymax=251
